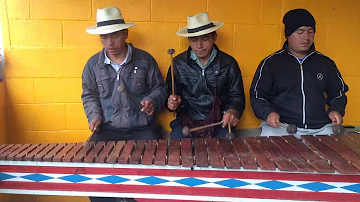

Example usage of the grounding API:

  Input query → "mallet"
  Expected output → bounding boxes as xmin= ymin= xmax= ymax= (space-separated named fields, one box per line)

xmin=167 ymin=49 xmax=176 ymax=117
xmin=117 ymin=85 xmax=143 ymax=108
xmin=278 ymin=123 xmax=297 ymax=134
xmin=182 ymin=121 xmax=224 ymax=136
xmin=226 ymin=123 xmax=236 ymax=140
xmin=332 ymin=124 xmax=345 ymax=136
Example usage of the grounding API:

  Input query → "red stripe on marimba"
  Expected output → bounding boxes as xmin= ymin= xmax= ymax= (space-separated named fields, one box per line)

xmin=0 ymin=181 xmax=359 ymax=201
xmin=0 ymin=165 xmax=359 ymax=183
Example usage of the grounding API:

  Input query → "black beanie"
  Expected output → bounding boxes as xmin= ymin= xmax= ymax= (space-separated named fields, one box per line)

xmin=283 ymin=8 xmax=316 ymax=38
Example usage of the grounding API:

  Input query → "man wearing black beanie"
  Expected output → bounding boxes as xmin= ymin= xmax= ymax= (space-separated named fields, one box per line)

xmin=250 ymin=8 xmax=348 ymax=138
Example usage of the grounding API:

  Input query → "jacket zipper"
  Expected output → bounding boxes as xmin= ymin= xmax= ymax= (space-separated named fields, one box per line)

xmin=287 ymin=51 xmax=316 ymax=129
xmin=300 ymin=64 xmax=306 ymax=128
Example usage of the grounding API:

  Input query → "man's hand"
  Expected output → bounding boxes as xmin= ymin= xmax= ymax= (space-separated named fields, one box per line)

xmin=266 ymin=112 xmax=280 ymax=128
xmin=167 ymin=94 xmax=182 ymax=111
xmin=89 ymin=118 xmax=102 ymax=132
xmin=222 ymin=109 xmax=239 ymax=128
xmin=329 ymin=111 xmax=343 ymax=125
xmin=141 ymin=99 xmax=155 ymax=115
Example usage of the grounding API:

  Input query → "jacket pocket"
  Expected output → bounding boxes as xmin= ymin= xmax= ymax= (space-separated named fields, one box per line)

xmin=130 ymin=66 xmax=147 ymax=94
xmin=179 ymin=73 xmax=199 ymax=86
xmin=96 ymin=76 xmax=111 ymax=98
xmin=133 ymin=111 xmax=152 ymax=128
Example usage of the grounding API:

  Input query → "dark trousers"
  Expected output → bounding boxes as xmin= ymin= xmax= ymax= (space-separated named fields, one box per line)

xmin=88 ymin=123 xmax=161 ymax=142
xmin=169 ymin=119 xmax=231 ymax=139
xmin=88 ymin=123 xmax=161 ymax=202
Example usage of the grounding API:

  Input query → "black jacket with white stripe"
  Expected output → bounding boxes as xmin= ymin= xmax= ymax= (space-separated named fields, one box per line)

xmin=250 ymin=41 xmax=348 ymax=129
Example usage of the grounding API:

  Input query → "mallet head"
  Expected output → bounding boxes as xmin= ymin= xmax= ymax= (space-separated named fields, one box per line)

xmin=182 ymin=126 xmax=191 ymax=136
xmin=286 ymin=124 xmax=297 ymax=134
xmin=332 ymin=125 xmax=345 ymax=135
xmin=225 ymin=132 xmax=235 ymax=141
xmin=167 ymin=49 xmax=175 ymax=55
xmin=117 ymin=85 xmax=125 ymax=93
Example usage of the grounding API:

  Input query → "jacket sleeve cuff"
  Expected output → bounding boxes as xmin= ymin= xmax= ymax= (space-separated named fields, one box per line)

xmin=224 ymin=107 xmax=241 ymax=118
xmin=88 ymin=113 xmax=103 ymax=123
xmin=327 ymin=106 xmax=345 ymax=117
xmin=262 ymin=108 xmax=276 ymax=121
xmin=143 ymin=96 xmax=159 ymax=113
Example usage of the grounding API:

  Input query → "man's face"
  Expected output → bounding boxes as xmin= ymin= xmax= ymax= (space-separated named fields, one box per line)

xmin=288 ymin=26 xmax=315 ymax=55
xmin=100 ymin=29 xmax=128 ymax=55
xmin=188 ymin=33 xmax=217 ymax=60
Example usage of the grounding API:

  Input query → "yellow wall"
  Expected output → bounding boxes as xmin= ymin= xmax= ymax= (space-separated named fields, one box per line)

xmin=0 ymin=0 xmax=360 ymax=201
xmin=0 ymin=0 xmax=8 ymax=145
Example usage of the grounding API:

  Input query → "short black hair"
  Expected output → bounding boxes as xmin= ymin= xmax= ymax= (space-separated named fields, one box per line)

xmin=210 ymin=31 xmax=217 ymax=37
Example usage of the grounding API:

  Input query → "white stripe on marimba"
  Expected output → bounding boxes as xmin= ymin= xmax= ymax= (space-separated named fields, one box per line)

xmin=0 ymin=189 xmax=314 ymax=201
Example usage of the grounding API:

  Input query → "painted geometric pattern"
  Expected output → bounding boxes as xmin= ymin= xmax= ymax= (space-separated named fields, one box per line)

xmin=1 ymin=172 xmax=359 ymax=194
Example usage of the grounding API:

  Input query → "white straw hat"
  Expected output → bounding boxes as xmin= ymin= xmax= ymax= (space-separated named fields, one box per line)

xmin=86 ymin=7 xmax=136 ymax=35
xmin=176 ymin=12 xmax=224 ymax=37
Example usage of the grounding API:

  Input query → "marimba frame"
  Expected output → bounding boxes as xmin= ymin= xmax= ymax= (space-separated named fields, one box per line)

xmin=0 ymin=134 xmax=359 ymax=201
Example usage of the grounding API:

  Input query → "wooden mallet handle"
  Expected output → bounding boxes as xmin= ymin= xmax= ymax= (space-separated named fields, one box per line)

xmin=190 ymin=121 xmax=223 ymax=132
xmin=182 ymin=121 xmax=224 ymax=136
xmin=117 ymin=85 xmax=143 ymax=108
xmin=167 ymin=49 xmax=176 ymax=117
xmin=167 ymin=49 xmax=175 ymax=95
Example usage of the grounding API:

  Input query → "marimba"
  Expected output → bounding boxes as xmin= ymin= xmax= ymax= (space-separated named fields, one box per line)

xmin=0 ymin=134 xmax=360 ymax=201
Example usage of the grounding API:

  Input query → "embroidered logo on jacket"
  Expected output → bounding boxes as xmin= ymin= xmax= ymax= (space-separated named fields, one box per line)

xmin=317 ymin=73 xmax=323 ymax=80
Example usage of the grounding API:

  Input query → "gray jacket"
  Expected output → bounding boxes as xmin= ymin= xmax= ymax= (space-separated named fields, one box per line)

xmin=81 ymin=44 xmax=167 ymax=129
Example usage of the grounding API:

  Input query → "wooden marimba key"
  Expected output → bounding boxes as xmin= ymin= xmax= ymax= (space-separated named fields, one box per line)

xmin=0 ymin=134 xmax=359 ymax=201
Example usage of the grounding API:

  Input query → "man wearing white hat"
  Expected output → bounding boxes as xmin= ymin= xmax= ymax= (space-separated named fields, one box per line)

xmin=166 ymin=12 xmax=245 ymax=139
xmin=82 ymin=7 xmax=166 ymax=201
